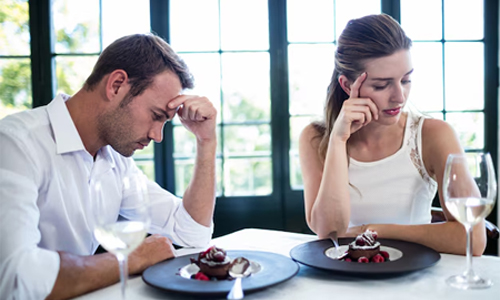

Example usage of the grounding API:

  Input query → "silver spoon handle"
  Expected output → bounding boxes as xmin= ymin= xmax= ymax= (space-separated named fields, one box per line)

xmin=227 ymin=277 xmax=244 ymax=299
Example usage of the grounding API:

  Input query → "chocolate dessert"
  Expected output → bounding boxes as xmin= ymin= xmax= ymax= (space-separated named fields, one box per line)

xmin=194 ymin=246 xmax=232 ymax=279
xmin=347 ymin=230 xmax=381 ymax=260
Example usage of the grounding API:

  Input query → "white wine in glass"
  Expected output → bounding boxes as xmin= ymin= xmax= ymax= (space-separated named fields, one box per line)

xmin=443 ymin=152 xmax=497 ymax=290
xmin=92 ymin=174 xmax=151 ymax=299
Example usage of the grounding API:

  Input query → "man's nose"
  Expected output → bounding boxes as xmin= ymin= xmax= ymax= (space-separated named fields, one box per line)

xmin=148 ymin=122 xmax=165 ymax=143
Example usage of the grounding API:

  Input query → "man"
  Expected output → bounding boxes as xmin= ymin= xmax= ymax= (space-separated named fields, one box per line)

xmin=0 ymin=34 xmax=217 ymax=299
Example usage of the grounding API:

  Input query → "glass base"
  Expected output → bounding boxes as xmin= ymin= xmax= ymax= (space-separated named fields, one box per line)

xmin=446 ymin=274 xmax=493 ymax=290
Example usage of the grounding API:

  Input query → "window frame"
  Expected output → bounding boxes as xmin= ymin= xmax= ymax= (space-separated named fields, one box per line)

xmin=28 ymin=0 xmax=498 ymax=254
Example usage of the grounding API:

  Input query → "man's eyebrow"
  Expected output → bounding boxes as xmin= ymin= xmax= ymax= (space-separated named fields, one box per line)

xmin=370 ymin=69 xmax=414 ymax=81
xmin=156 ymin=108 xmax=172 ymax=120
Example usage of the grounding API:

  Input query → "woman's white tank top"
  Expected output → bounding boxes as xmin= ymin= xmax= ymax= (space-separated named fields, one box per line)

xmin=348 ymin=110 xmax=438 ymax=226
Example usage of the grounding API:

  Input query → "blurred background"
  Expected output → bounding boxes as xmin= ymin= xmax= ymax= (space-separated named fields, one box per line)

xmin=0 ymin=0 xmax=498 ymax=254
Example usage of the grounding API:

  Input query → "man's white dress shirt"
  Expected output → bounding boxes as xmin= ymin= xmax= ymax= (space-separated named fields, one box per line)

xmin=0 ymin=94 xmax=212 ymax=299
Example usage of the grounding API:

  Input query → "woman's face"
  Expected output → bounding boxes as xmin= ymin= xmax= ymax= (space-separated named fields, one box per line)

xmin=358 ymin=49 xmax=413 ymax=124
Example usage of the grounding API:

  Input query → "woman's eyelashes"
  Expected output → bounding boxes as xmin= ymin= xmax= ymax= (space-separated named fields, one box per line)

xmin=372 ymin=79 xmax=411 ymax=91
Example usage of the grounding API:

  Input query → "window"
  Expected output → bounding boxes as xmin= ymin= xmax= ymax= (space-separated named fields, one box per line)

xmin=401 ymin=0 xmax=486 ymax=151
xmin=0 ymin=0 xmax=31 ymax=119
xmin=11 ymin=0 xmax=500 ymax=254
xmin=163 ymin=0 xmax=498 ymax=255
xmin=50 ymin=0 xmax=154 ymax=178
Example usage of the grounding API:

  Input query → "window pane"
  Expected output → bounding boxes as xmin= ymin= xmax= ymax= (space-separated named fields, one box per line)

xmin=170 ymin=0 xmax=220 ymax=52
xmin=401 ymin=0 xmax=442 ymax=41
xmin=444 ymin=42 xmax=483 ymax=111
xmin=173 ymin=125 xmax=196 ymax=157
xmin=136 ymin=160 xmax=155 ymax=181
xmin=175 ymin=158 xmax=223 ymax=197
xmin=410 ymin=42 xmax=443 ymax=112
xmin=220 ymin=0 xmax=269 ymax=51
xmin=0 ymin=58 xmax=31 ymax=118
xmin=179 ymin=53 xmax=222 ymax=124
xmin=444 ymin=0 xmax=483 ymax=40
xmin=175 ymin=158 xmax=194 ymax=197
xmin=55 ymin=56 xmax=99 ymax=95
xmin=223 ymin=125 xmax=271 ymax=156
xmin=221 ymin=52 xmax=270 ymax=122
xmin=335 ymin=0 xmax=381 ymax=39
xmin=53 ymin=0 xmax=100 ymax=54
xmin=290 ymin=115 xmax=320 ymax=190
xmin=288 ymin=44 xmax=335 ymax=116
xmin=224 ymin=158 xmax=272 ymax=196
xmin=174 ymin=125 xmax=223 ymax=157
xmin=446 ymin=112 xmax=484 ymax=150
xmin=287 ymin=0 xmax=334 ymax=43
xmin=0 ymin=0 xmax=30 ymax=56
xmin=101 ymin=0 xmax=150 ymax=48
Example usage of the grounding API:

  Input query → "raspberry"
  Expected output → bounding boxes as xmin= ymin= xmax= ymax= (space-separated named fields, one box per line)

xmin=355 ymin=236 xmax=366 ymax=246
xmin=371 ymin=254 xmax=384 ymax=263
xmin=371 ymin=231 xmax=378 ymax=240
xmin=200 ymin=246 xmax=215 ymax=258
xmin=194 ymin=272 xmax=210 ymax=281
xmin=358 ymin=257 xmax=369 ymax=263
xmin=379 ymin=251 xmax=390 ymax=260
xmin=344 ymin=258 xmax=352 ymax=262
xmin=213 ymin=252 xmax=226 ymax=262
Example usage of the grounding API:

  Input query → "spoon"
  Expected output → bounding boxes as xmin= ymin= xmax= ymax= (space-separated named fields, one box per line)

xmin=328 ymin=231 xmax=341 ymax=258
xmin=227 ymin=257 xmax=251 ymax=300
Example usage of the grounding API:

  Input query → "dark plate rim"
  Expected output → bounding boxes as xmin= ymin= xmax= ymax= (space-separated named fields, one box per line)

xmin=142 ymin=250 xmax=299 ymax=296
xmin=290 ymin=238 xmax=441 ymax=276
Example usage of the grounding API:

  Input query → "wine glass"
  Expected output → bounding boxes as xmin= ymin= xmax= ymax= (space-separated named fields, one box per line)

xmin=443 ymin=152 xmax=497 ymax=290
xmin=92 ymin=174 xmax=151 ymax=299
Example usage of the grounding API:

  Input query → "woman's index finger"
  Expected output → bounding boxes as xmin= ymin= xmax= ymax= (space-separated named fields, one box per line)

xmin=350 ymin=72 xmax=367 ymax=98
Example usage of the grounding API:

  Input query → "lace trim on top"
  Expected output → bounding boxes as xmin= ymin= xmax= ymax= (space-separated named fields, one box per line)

xmin=407 ymin=113 xmax=435 ymax=188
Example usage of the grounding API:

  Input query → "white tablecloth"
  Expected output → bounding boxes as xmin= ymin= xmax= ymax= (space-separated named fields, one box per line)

xmin=74 ymin=228 xmax=500 ymax=300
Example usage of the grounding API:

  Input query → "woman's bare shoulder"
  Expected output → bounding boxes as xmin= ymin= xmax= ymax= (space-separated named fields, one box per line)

xmin=421 ymin=118 xmax=457 ymax=142
xmin=299 ymin=123 xmax=322 ymax=148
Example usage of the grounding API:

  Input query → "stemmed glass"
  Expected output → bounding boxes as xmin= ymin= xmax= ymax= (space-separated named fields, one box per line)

xmin=443 ymin=152 xmax=497 ymax=290
xmin=92 ymin=174 xmax=151 ymax=299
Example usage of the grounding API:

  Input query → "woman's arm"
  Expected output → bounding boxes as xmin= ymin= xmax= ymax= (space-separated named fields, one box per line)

xmin=299 ymin=124 xmax=351 ymax=238
xmin=300 ymin=73 xmax=379 ymax=238
xmin=345 ymin=119 xmax=486 ymax=256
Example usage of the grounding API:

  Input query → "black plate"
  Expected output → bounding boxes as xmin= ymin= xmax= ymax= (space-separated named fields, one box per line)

xmin=290 ymin=238 xmax=440 ymax=276
xmin=142 ymin=250 xmax=299 ymax=296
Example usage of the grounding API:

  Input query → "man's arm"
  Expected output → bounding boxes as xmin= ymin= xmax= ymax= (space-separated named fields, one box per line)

xmin=47 ymin=234 xmax=175 ymax=300
xmin=167 ymin=95 xmax=217 ymax=227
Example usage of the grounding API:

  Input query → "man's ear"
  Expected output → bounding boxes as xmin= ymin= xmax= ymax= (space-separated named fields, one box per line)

xmin=338 ymin=75 xmax=352 ymax=96
xmin=105 ymin=70 xmax=129 ymax=101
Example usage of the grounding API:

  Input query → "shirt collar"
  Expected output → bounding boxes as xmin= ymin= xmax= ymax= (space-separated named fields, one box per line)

xmin=47 ymin=93 xmax=86 ymax=155
xmin=47 ymin=94 xmax=117 ymax=169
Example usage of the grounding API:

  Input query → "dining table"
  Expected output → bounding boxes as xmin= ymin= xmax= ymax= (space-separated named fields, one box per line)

xmin=73 ymin=228 xmax=500 ymax=300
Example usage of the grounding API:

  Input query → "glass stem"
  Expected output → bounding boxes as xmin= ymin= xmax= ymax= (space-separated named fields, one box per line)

xmin=463 ymin=224 xmax=475 ymax=279
xmin=116 ymin=253 xmax=128 ymax=300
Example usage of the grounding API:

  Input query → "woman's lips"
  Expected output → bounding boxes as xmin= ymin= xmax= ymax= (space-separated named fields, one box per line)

xmin=383 ymin=107 xmax=401 ymax=116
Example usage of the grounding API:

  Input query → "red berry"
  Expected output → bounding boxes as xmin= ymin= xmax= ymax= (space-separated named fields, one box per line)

xmin=355 ymin=236 xmax=366 ymax=246
xmin=358 ymin=257 xmax=369 ymax=263
xmin=194 ymin=272 xmax=210 ymax=281
xmin=379 ymin=251 xmax=390 ymax=260
xmin=371 ymin=232 xmax=378 ymax=240
xmin=213 ymin=252 xmax=225 ymax=262
xmin=371 ymin=254 xmax=384 ymax=263
xmin=344 ymin=258 xmax=352 ymax=262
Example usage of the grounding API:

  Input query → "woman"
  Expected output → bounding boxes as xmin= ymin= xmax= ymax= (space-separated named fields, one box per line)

xmin=299 ymin=14 xmax=486 ymax=255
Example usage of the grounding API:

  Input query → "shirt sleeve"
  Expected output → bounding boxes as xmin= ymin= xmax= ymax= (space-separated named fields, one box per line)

xmin=119 ymin=162 xmax=213 ymax=248
xmin=0 ymin=129 xmax=60 ymax=300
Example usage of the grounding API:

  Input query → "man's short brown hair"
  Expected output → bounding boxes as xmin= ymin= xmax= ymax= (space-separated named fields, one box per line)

xmin=85 ymin=33 xmax=194 ymax=97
